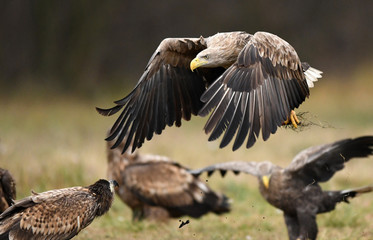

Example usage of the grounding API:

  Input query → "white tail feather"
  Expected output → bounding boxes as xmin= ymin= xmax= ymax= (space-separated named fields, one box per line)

xmin=304 ymin=66 xmax=323 ymax=88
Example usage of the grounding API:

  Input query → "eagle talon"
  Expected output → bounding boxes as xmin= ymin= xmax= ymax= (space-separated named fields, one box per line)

xmin=283 ymin=110 xmax=300 ymax=128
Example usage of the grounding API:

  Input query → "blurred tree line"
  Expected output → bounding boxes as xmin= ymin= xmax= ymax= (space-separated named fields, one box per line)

xmin=0 ymin=0 xmax=372 ymax=94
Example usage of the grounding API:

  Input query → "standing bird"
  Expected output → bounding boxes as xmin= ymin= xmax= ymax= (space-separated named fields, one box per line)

xmin=0 ymin=169 xmax=16 ymax=214
xmin=189 ymin=136 xmax=373 ymax=240
xmin=0 ymin=179 xmax=118 ymax=240
xmin=97 ymin=31 xmax=322 ymax=153
xmin=107 ymin=137 xmax=231 ymax=221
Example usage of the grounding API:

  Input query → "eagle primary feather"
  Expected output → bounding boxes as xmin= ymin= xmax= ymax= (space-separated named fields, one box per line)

xmin=97 ymin=31 xmax=322 ymax=153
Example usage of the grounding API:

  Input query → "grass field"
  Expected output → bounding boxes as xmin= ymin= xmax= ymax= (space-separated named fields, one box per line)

xmin=1 ymin=68 xmax=373 ymax=239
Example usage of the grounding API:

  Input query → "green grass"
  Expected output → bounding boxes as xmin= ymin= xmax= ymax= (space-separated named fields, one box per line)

xmin=1 ymin=70 xmax=373 ymax=239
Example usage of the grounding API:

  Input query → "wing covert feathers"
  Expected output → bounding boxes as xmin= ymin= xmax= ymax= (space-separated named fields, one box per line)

xmin=106 ymin=141 xmax=230 ymax=220
xmin=0 ymin=180 xmax=114 ymax=240
xmin=99 ymin=32 xmax=322 ymax=152
xmin=122 ymin=161 xmax=230 ymax=218
xmin=200 ymin=32 xmax=315 ymax=150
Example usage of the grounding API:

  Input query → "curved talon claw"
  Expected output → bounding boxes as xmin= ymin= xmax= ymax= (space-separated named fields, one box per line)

xmin=283 ymin=110 xmax=300 ymax=128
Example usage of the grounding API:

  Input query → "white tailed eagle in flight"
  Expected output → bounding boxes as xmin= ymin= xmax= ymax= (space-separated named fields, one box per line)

xmin=97 ymin=31 xmax=322 ymax=153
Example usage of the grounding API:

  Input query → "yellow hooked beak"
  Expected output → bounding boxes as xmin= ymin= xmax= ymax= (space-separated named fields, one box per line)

xmin=190 ymin=57 xmax=208 ymax=72
xmin=262 ymin=175 xmax=270 ymax=189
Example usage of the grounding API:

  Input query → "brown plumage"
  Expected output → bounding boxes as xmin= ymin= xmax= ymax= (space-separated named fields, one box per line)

xmin=107 ymin=138 xmax=230 ymax=221
xmin=0 ymin=179 xmax=118 ymax=240
xmin=97 ymin=31 xmax=322 ymax=153
xmin=0 ymin=169 xmax=16 ymax=214
xmin=190 ymin=136 xmax=373 ymax=240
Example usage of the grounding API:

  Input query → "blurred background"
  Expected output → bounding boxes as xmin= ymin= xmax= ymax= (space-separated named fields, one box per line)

xmin=1 ymin=1 xmax=373 ymax=239
xmin=1 ymin=0 xmax=373 ymax=94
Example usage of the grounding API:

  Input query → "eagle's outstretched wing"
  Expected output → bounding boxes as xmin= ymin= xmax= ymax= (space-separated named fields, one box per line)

xmin=285 ymin=136 xmax=373 ymax=182
xmin=97 ymin=37 xmax=224 ymax=153
xmin=199 ymin=32 xmax=318 ymax=150
xmin=189 ymin=160 xmax=277 ymax=178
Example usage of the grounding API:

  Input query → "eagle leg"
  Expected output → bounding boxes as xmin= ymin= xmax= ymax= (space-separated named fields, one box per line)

xmin=283 ymin=110 xmax=300 ymax=128
xmin=296 ymin=207 xmax=318 ymax=240
xmin=284 ymin=213 xmax=300 ymax=240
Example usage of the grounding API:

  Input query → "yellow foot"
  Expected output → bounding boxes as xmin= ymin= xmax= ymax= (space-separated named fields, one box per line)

xmin=283 ymin=110 xmax=300 ymax=128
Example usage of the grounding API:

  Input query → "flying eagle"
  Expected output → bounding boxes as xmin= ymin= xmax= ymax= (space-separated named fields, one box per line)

xmin=97 ymin=31 xmax=322 ymax=153
xmin=0 ymin=168 xmax=16 ymax=214
xmin=189 ymin=136 xmax=373 ymax=240
xmin=0 ymin=179 xmax=118 ymax=240
xmin=107 ymin=137 xmax=230 ymax=221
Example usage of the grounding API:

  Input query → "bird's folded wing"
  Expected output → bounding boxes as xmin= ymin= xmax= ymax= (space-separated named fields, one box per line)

xmin=124 ymin=162 xmax=208 ymax=207
xmin=0 ymin=187 xmax=96 ymax=237
xmin=285 ymin=136 xmax=373 ymax=182
xmin=199 ymin=31 xmax=309 ymax=151
xmin=22 ymin=189 xmax=95 ymax=236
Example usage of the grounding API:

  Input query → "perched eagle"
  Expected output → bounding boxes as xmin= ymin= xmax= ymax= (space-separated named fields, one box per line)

xmin=97 ymin=31 xmax=322 ymax=153
xmin=0 ymin=169 xmax=16 ymax=214
xmin=189 ymin=136 xmax=373 ymax=240
xmin=107 ymin=137 xmax=231 ymax=221
xmin=0 ymin=179 xmax=118 ymax=240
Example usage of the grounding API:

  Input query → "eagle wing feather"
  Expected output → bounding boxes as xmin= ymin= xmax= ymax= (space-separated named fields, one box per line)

xmin=285 ymin=136 xmax=373 ymax=182
xmin=199 ymin=31 xmax=311 ymax=150
xmin=97 ymin=38 xmax=213 ymax=153
xmin=123 ymin=162 xmax=198 ymax=207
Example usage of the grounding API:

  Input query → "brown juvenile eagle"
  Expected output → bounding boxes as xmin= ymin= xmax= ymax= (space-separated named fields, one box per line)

xmin=107 ymin=137 xmax=230 ymax=221
xmin=97 ymin=31 xmax=322 ymax=153
xmin=189 ymin=136 xmax=373 ymax=240
xmin=0 ymin=168 xmax=16 ymax=214
xmin=0 ymin=179 xmax=118 ymax=240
